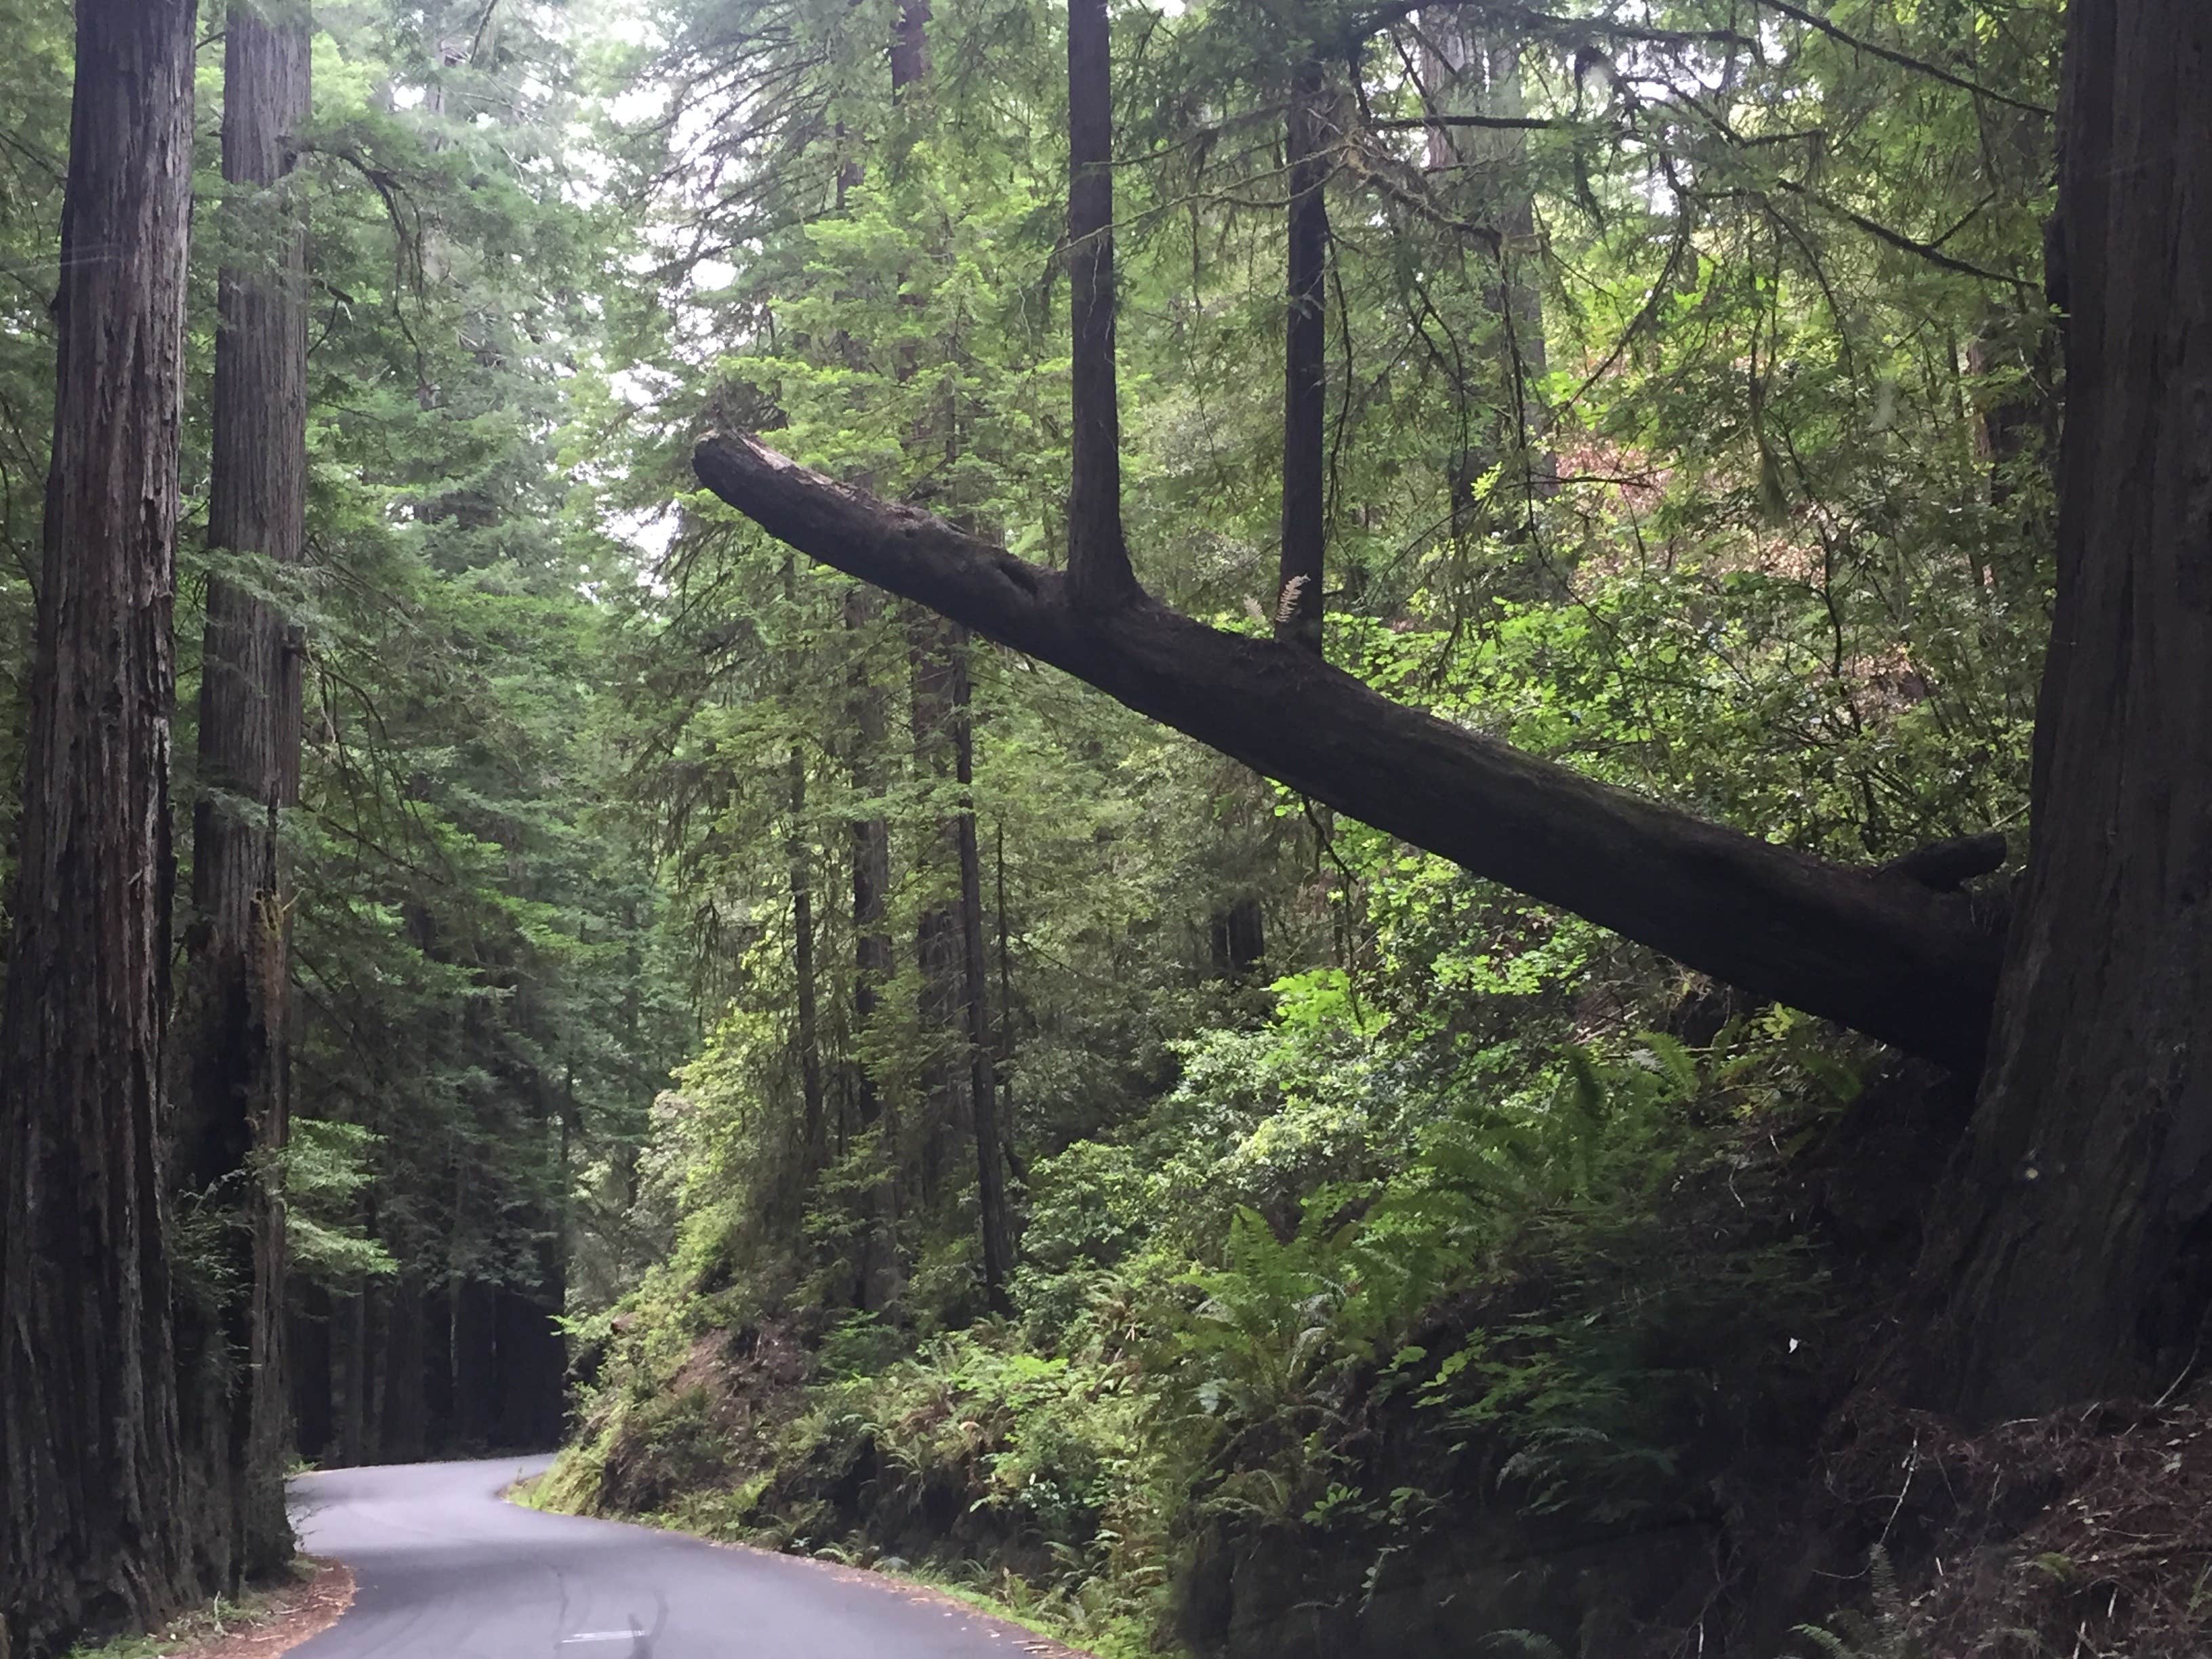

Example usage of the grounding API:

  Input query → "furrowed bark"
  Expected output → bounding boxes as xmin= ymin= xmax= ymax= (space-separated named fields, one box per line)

xmin=176 ymin=0 xmax=311 ymax=1591
xmin=693 ymin=433 xmax=2002 ymax=1071
xmin=1924 ymin=0 xmax=2212 ymax=1418
xmin=0 ymin=1 xmax=205 ymax=1650
xmin=1065 ymin=0 xmax=1139 ymax=611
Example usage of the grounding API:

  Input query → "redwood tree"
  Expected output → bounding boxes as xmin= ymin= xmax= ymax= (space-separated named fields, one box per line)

xmin=173 ymin=0 xmax=311 ymax=1588
xmin=1926 ymin=0 xmax=2212 ymax=1419
xmin=0 ymin=0 xmax=206 ymax=1651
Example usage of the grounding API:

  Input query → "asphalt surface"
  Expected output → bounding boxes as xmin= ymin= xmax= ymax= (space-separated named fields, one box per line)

xmin=289 ymin=1457 xmax=1071 ymax=1658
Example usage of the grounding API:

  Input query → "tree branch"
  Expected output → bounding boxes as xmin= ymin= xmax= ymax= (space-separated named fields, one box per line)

xmin=1752 ymin=0 xmax=2053 ymax=117
xmin=1369 ymin=113 xmax=1558 ymax=131
xmin=693 ymin=432 xmax=2005 ymax=1072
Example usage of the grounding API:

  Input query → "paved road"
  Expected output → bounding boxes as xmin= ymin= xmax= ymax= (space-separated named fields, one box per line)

xmin=290 ymin=1457 xmax=1069 ymax=1658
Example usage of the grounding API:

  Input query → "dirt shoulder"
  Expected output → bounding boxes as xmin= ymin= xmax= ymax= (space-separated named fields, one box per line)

xmin=73 ymin=1559 xmax=356 ymax=1659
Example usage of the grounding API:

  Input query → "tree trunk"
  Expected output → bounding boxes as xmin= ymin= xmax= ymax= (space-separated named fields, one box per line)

xmin=951 ymin=634 xmax=1013 ymax=1311
xmin=1065 ymin=0 xmax=1139 ymax=610
xmin=450 ymin=1275 xmax=499 ymax=1449
xmin=330 ymin=1284 xmax=366 ymax=1468
xmin=1927 ymin=0 xmax=2212 ymax=1420
xmin=911 ymin=615 xmax=962 ymax=1212
xmin=381 ymin=1278 xmax=428 ymax=1462
xmin=1210 ymin=897 xmax=1267 ymax=981
xmin=1276 ymin=62 xmax=1328 ymax=655
xmin=494 ymin=1280 xmax=564 ymax=1450
xmin=173 ymin=0 xmax=310 ymax=1589
xmin=845 ymin=587 xmax=900 ymax=1309
xmin=288 ymin=1282 xmax=333 ymax=1464
xmin=693 ymin=433 xmax=2001 ymax=1071
xmin=0 ymin=3 xmax=206 ymax=1651
xmin=790 ymin=745 xmax=827 ymax=1171
xmin=1471 ymin=33 xmax=1554 ymax=510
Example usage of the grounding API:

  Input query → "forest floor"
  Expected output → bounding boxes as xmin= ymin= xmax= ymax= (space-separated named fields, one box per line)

xmin=65 ymin=1561 xmax=353 ymax=1659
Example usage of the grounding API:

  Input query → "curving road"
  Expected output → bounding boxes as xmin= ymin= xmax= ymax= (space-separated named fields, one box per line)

xmin=289 ymin=1458 xmax=1076 ymax=1659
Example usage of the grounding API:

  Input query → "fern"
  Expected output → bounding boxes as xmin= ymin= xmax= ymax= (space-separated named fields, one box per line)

xmin=1789 ymin=1547 xmax=1925 ymax=1659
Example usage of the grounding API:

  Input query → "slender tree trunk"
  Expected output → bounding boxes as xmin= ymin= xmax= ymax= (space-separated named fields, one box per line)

xmin=781 ymin=562 xmax=828 ymax=1177
xmin=1276 ymin=62 xmax=1328 ymax=655
xmin=1420 ymin=19 xmax=1555 ymax=543
xmin=1065 ymin=0 xmax=1139 ymax=609
xmin=330 ymin=1284 xmax=365 ymax=1468
xmin=951 ymin=635 xmax=1013 ymax=1310
xmin=174 ymin=0 xmax=310 ymax=1589
xmin=289 ymin=1282 xmax=333 ymax=1463
xmin=790 ymin=745 xmax=827 ymax=1170
xmin=1927 ymin=0 xmax=2212 ymax=1420
xmin=891 ymin=0 xmax=930 ymax=96
xmin=382 ymin=1279 xmax=428 ymax=1462
xmin=450 ymin=1275 xmax=499 ymax=1448
xmin=845 ymin=588 xmax=900 ymax=1309
xmin=1210 ymin=897 xmax=1267 ymax=981
xmin=0 ymin=3 xmax=205 ymax=1651
xmin=911 ymin=620 xmax=962 ymax=1210
xmin=994 ymin=821 xmax=1023 ymax=1187
xmin=1472 ymin=34 xmax=1553 ymax=507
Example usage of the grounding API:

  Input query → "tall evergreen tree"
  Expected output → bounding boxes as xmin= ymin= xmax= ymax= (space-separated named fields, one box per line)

xmin=0 ymin=1 xmax=207 ymax=1650
xmin=173 ymin=0 xmax=312 ymax=1585
xmin=1929 ymin=0 xmax=2212 ymax=1417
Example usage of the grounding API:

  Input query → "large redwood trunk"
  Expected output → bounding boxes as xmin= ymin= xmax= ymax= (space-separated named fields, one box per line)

xmin=1927 ymin=0 xmax=2212 ymax=1419
xmin=173 ymin=0 xmax=310 ymax=1588
xmin=0 ymin=2 xmax=205 ymax=1651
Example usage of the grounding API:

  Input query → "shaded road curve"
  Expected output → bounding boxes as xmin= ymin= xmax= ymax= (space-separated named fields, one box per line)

xmin=290 ymin=1457 xmax=1079 ymax=1659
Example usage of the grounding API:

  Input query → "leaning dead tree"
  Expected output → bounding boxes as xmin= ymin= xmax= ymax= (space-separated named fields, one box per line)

xmin=695 ymin=5 xmax=2004 ymax=1075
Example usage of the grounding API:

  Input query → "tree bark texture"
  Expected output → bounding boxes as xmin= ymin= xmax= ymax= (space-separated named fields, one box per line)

xmin=693 ymin=433 xmax=2001 ymax=1072
xmin=1276 ymin=62 xmax=1329 ymax=655
xmin=1928 ymin=0 xmax=2212 ymax=1419
xmin=0 ymin=3 xmax=204 ymax=1651
xmin=175 ymin=0 xmax=311 ymax=1590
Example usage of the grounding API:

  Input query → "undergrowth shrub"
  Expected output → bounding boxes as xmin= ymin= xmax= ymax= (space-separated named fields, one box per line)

xmin=552 ymin=974 xmax=1865 ymax=1656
